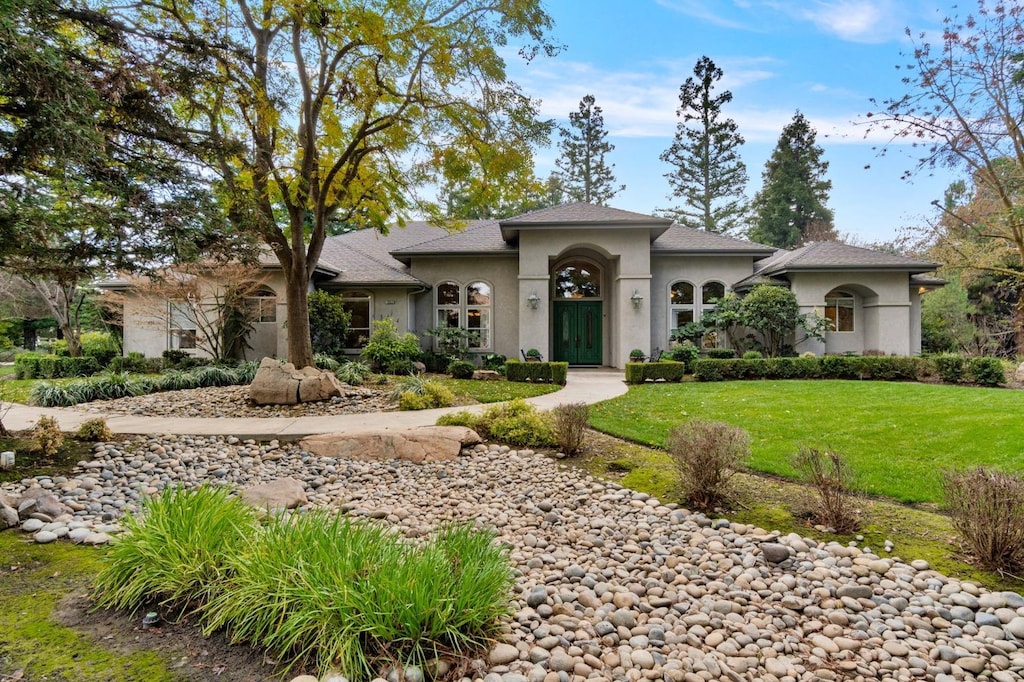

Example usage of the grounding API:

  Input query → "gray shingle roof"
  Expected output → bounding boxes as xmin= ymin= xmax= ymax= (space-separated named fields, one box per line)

xmin=651 ymin=225 xmax=776 ymax=255
xmin=498 ymin=202 xmax=671 ymax=226
xmin=754 ymin=242 xmax=937 ymax=274
xmin=317 ymin=222 xmax=455 ymax=286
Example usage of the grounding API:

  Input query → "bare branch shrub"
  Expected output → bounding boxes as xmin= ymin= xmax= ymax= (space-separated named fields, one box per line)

xmin=943 ymin=467 xmax=1024 ymax=572
xmin=33 ymin=415 xmax=64 ymax=455
xmin=791 ymin=447 xmax=859 ymax=533
xmin=666 ymin=419 xmax=750 ymax=509
xmin=553 ymin=402 xmax=589 ymax=456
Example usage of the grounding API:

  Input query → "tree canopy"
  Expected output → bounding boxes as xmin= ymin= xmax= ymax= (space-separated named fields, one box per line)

xmin=660 ymin=56 xmax=748 ymax=234
xmin=554 ymin=94 xmax=624 ymax=205
xmin=748 ymin=112 xmax=834 ymax=249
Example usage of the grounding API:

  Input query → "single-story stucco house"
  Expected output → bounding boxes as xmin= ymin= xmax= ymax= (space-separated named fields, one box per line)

xmin=106 ymin=203 xmax=942 ymax=367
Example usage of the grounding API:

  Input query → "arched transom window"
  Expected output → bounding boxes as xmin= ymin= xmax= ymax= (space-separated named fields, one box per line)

xmin=669 ymin=280 xmax=727 ymax=347
xmin=825 ymin=289 xmax=855 ymax=332
xmin=554 ymin=261 xmax=601 ymax=299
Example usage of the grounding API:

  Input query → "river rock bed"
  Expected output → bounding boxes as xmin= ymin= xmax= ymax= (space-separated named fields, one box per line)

xmin=70 ymin=383 xmax=394 ymax=418
xmin=3 ymin=434 xmax=1024 ymax=682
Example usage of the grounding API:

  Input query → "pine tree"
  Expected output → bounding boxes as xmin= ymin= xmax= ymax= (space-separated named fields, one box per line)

xmin=749 ymin=111 xmax=835 ymax=249
xmin=555 ymin=94 xmax=624 ymax=205
xmin=660 ymin=56 xmax=748 ymax=233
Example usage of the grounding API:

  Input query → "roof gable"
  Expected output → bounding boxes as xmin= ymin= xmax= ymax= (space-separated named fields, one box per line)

xmin=755 ymin=242 xmax=937 ymax=274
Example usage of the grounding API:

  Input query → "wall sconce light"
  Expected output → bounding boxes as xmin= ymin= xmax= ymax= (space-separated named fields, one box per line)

xmin=527 ymin=292 xmax=541 ymax=309
xmin=631 ymin=289 xmax=644 ymax=309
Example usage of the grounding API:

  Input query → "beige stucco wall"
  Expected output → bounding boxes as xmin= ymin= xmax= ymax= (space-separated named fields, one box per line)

xmin=407 ymin=256 xmax=520 ymax=360
xmin=789 ymin=271 xmax=915 ymax=355
xmin=517 ymin=228 xmax=652 ymax=367
xmin=650 ymin=255 xmax=757 ymax=350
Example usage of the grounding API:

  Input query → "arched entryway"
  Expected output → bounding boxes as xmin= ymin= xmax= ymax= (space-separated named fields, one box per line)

xmin=551 ymin=256 xmax=604 ymax=365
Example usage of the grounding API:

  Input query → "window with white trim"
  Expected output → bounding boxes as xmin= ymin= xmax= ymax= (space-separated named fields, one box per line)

xmin=825 ymin=289 xmax=855 ymax=332
xmin=669 ymin=281 xmax=695 ymax=329
xmin=168 ymin=301 xmax=197 ymax=350
xmin=434 ymin=281 xmax=493 ymax=350
xmin=466 ymin=281 xmax=491 ymax=349
xmin=245 ymin=288 xmax=277 ymax=323
xmin=341 ymin=291 xmax=372 ymax=348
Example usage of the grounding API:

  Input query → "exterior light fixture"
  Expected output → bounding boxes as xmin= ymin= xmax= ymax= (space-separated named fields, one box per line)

xmin=631 ymin=289 xmax=644 ymax=309
xmin=527 ymin=292 xmax=541 ymax=309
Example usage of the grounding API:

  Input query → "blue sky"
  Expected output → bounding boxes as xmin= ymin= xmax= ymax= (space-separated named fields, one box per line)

xmin=505 ymin=0 xmax=967 ymax=243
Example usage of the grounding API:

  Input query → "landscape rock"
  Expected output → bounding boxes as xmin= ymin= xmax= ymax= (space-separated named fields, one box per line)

xmin=300 ymin=426 xmax=481 ymax=464
xmin=760 ymin=542 xmax=791 ymax=563
xmin=249 ymin=357 xmax=345 ymax=405
xmin=0 ymin=497 xmax=18 ymax=529
xmin=1014 ymin=361 xmax=1024 ymax=384
xmin=241 ymin=477 xmax=308 ymax=510
xmin=472 ymin=370 xmax=502 ymax=381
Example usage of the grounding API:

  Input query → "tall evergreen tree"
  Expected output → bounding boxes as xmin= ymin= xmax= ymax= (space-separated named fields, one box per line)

xmin=555 ymin=94 xmax=624 ymax=205
xmin=660 ymin=56 xmax=748 ymax=233
xmin=749 ymin=112 xmax=835 ymax=249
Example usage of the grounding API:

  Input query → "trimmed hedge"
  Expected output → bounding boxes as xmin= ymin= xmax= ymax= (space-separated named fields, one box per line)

xmin=625 ymin=361 xmax=688 ymax=384
xmin=693 ymin=356 xmax=928 ymax=383
xmin=15 ymin=353 xmax=100 ymax=379
xmin=504 ymin=360 xmax=568 ymax=385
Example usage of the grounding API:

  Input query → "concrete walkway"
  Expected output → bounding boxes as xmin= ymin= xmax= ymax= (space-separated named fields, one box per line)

xmin=1 ymin=369 xmax=627 ymax=440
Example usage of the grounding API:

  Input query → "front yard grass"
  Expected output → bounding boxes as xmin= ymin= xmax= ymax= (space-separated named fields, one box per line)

xmin=435 ymin=377 xmax=561 ymax=404
xmin=589 ymin=380 xmax=1024 ymax=505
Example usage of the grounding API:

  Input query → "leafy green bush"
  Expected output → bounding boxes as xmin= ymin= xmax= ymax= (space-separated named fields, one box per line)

xmin=706 ymin=348 xmax=737 ymax=359
xmin=625 ymin=361 xmax=687 ymax=384
xmin=969 ymin=356 xmax=1005 ymax=387
xmin=447 ymin=360 xmax=476 ymax=379
xmin=667 ymin=419 xmax=750 ymax=510
xmin=858 ymin=356 xmax=923 ymax=382
xmin=28 ymin=382 xmax=77 ymax=407
xmin=691 ymin=359 xmax=723 ymax=382
xmin=438 ymin=399 xmax=555 ymax=448
xmin=108 ymin=353 xmax=149 ymax=374
xmin=361 ymin=318 xmax=422 ymax=373
xmin=14 ymin=353 xmax=41 ymax=379
xmin=309 ymin=290 xmax=351 ymax=358
xmin=943 ymin=467 xmax=1024 ymax=572
xmin=15 ymin=353 xmax=99 ymax=379
xmin=76 ymin=418 xmax=113 ymax=442
xmin=93 ymin=485 xmax=257 ymax=615
xmin=314 ymin=353 xmax=340 ymax=371
xmin=481 ymin=353 xmax=507 ymax=372
xmin=667 ymin=342 xmax=699 ymax=366
xmin=934 ymin=353 xmax=968 ymax=384
xmin=398 ymin=381 xmax=455 ymax=410
xmin=31 ymin=364 xmax=256 ymax=406
xmin=504 ymin=360 xmax=568 ymax=385
xmin=819 ymin=354 xmax=860 ymax=379
xmin=81 ymin=331 xmax=119 ymax=368
xmin=162 ymin=349 xmax=190 ymax=368
xmin=742 ymin=350 xmax=763 ymax=360
xmin=335 ymin=360 xmax=372 ymax=386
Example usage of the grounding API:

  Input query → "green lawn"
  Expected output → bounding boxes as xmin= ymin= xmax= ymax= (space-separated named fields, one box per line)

xmin=436 ymin=378 xmax=561 ymax=403
xmin=590 ymin=380 xmax=1024 ymax=504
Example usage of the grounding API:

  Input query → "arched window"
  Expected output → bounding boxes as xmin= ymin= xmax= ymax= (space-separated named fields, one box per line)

xmin=554 ymin=260 xmax=601 ymax=299
xmin=341 ymin=291 xmax=371 ymax=348
xmin=246 ymin=287 xmax=277 ymax=323
xmin=825 ymin=289 xmax=855 ymax=332
xmin=436 ymin=281 xmax=461 ymax=329
xmin=669 ymin=281 xmax=695 ymax=329
xmin=702 ymin=281 xmax=725 ymax=308
xmin=466 ymin=281 xmax=491 ymax=349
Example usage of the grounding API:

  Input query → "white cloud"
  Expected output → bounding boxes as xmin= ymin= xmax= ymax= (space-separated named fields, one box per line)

xmin=653 ymin=0 xmax=754 ymax=30
xmin=767 ymin=0 xmax=909 ymax=44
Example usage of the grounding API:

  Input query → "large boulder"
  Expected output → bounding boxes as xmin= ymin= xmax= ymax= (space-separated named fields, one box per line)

xmin=300 ymin=426 xmax=482 ymax=464
xmin=1014 ymin=361 xmax=1024 ymax=385
xmin=16 ymin=487 xmax=70 ymax=522
xmin=248 ymin=357 xmax=346 ymax=405
xmin=241 ymin=477 xmax=308 ymax=510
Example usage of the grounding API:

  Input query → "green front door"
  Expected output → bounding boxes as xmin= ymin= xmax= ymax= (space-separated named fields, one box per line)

xmin=553 ymin=300 xmax=602 ymax=365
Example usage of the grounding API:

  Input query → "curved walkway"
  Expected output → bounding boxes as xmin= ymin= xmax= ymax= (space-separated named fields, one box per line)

xmin=1 ymin=368 xmax=627 ymax=440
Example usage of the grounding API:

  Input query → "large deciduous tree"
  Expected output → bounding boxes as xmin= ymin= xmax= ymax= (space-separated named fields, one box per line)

xmin=92 ymin=0 xmax=555 ymax=368
xmin=867 ymin=1 xmax=1024 ymax=351
xmin=555 ymin=94 xmax=624 ymax=205
xmin=660 ymin=56 xmax=748 ymax=234
xmin=749 ymin=112 xmax=835 ymax=249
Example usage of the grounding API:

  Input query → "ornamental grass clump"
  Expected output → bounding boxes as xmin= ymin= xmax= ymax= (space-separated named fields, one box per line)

xmin=791 ymin=447 xmax=860 ymax=533
xmin=92 ymin=485 xmax=257 ymax=616
xmin=942 ymin=467 xmax=1024 ymax=572
xmin=553 ymin=402 xmax=589 ymax=455
xmin=666 ymin=419 xmax=749 ymax=510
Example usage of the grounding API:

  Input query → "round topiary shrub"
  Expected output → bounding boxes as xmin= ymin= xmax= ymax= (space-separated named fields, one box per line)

xmin=447 ymin=360 xmax=476 ymax=379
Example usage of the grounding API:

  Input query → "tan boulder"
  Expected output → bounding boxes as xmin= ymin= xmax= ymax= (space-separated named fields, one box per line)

xmin=1014 ymin=362 xmax=1024 ymax=384
xmin=472 ymin=370 xmax=502 ymax=381
xmin=300 ymin=426 xmax=482 ymax=465
xmin=241 ymin=477 xmax=308 ymax=510
xmin=249 ymin=357 xmax=345 ymax=405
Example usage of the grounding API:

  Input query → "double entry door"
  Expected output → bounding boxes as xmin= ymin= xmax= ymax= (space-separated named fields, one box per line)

xmin=552 ymin=300 xmax=602 ymax=365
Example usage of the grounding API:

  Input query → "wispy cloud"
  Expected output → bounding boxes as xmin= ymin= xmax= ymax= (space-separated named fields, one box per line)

xmin=653 ymin=0 xmax=755 ymax=30
xmin=768 ymin=0 xmax=909 ymax=43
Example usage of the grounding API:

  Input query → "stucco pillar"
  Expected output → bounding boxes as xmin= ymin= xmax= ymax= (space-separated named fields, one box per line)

xmin=617 ymin=275 xmax=651 ymax=367
xmin=518 ymin=275 xmax=550 ymax=359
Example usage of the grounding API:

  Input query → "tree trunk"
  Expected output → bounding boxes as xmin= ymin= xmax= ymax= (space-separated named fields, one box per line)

xmin=284 ymin=271 xmax=314 ymax=367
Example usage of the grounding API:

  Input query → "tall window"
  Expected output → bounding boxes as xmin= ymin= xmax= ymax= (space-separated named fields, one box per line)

xmin=341 ymin=291 xmax=371 ymax=348
xmin=825 ymin=289 xmax=855 ymax=332
xmin=168 ymin=301 xmax=197 ymax=350
xmin=554 ymin=260 xmax=601 ymax=298
xmin=246 ymin=287 xmax=277 ymax=323
xmin=466 ymin=281 xmax=491 ymax=349
xmin=669 ymin=281 xmax=695 ymax=328
xmin=434 ymin=281 xmax=492 ymax=350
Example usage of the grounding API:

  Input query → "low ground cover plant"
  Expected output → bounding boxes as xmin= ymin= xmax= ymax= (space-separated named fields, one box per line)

xmin=92 ymin=487 xmax=512 ymax=679
xmin=389 ymin=375 xmax=455 ymax=410
xmin=438 ymin=399 xmax=555 ymax=448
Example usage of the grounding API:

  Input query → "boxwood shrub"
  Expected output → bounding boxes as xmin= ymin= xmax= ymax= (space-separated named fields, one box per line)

xmin=15 ymin=353 xmax=100 ymax=379
xmin=969 ymin=356 xmax=1005 ymax=387
xmin=934 ymin=353 xmax=968 ymax=384
xmin=625 ymin=361 xmax=687 ymax=384
xmin=692 ymin=355 xmax=928 ymax=383
xmin=505 ymin=360 xmax=568 ymax=385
